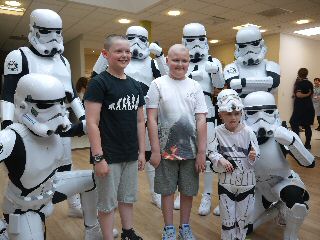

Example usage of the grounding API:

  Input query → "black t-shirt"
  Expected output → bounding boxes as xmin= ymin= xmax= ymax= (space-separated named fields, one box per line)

xmin=84 ymin=71 xmax=145 ymax=164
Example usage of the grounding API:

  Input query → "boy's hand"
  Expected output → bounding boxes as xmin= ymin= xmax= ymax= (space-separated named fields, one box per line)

xmin=219 ymin=158 xmax=234 ymax=172
xmin=149 ymin=152 xmax=161 ymax=168
xmin=94 ymin=160 xmax=110 ymax=177
xmin=138 ymin=153 xmax=146 ymax=171
xmin=195 ymin=152 xmax=206 ymax=173
xmin=248 ymin=147 xmax=256 ymax=161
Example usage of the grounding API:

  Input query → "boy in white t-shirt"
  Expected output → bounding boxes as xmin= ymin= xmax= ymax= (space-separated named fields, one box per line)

xmin=146 ymin=44 xmax=207 ymax=240
xmin=208 ymin=89 xmax=260 ymax=240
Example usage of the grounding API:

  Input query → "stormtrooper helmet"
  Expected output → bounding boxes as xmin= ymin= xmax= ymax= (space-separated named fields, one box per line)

xmin=126 ymin=26 xmax=150 ymax=59
xmin=217 ymin=89 xmax=244 ymax=112
xmin=234 ymin=26 xmax=267 ymax=66
xmin=28 ymin=9 xmax=64 ymax=56
xmin=243 ymin=91 xmax=281 ymax=137
xmin=182 ymin=23 xmax=209 ymax=61
xmin=14 ymin=73 xmax=71 ymax=137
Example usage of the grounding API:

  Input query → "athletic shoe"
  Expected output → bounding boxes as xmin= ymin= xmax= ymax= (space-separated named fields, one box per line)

xmin=198 ymin=193 xmax=212 ymax=216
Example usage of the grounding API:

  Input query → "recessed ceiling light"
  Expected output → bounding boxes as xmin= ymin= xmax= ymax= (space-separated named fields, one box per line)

xmin=167 ymin=10 xmax=181 ymax=16
xmin=92 ymin=50 xmax=95 ymax=53
xmin=260 ymin=29 xmax=267 ymax=33
xmin=118 ymin=18 xmax=131 ymax=24
xmin=5 ymin=1 xmax=21 ymax=7
xmin=233 ymin=23 xmax=261 ymax=30
xmin=294 ymin=26 xmax=320 ymax=36
xmin=209 ymin=39 xmax=219 ymax=44
xmin=296 ymin=19 xmax=310 ymax=25
xmin=0 ymin=4 xmax=24 ymax=15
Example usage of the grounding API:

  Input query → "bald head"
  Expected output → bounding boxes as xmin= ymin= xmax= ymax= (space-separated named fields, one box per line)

xmin=168 ymin=44 xmax=189 ymax=57
xmin=166 ymin=44 xmax=190 ymax=80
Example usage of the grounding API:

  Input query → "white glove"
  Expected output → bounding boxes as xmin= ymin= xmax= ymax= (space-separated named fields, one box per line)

xmin=82 ymin=120 xmax=87 ymax=135
xmin=274 ymin=126 xmax=294 ymax=146
xmin=190 ymin=70 xmax=204 ymax=82
xmin=149 ymin=42 xmax=163 ymax=57
xmin=205 ymin=60 xmax=220 ymax=74
xmin=230 ymin=78 xmax=243 ymax=90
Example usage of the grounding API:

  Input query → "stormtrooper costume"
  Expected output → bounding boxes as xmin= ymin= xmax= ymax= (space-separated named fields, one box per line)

xmin=173 ymin=23 xmax=225 ymax=216
xmin=224 ymin=26 xmax=280 ymax=98
xmin=0 ymin=9 xmax=85 ymax=217
xmin=208 ymin=89 xmax=260 ymax=240
xmin=0 ymin=74 xmax=101 ymax=240
xmin=91 ymin=26 xmax=167 ymax=209
xmin=243 ymin=91 xmax=315 ymax=240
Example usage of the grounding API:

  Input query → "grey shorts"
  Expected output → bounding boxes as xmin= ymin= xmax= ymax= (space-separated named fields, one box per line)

xmin=94 ymin=160 xmax=138 ymax=213
xmin=154 ymin=159 xmax=199 ymax=196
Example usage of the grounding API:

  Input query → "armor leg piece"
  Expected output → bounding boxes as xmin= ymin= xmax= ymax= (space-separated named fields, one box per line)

xmin=8 ymin=212 xmax=43 ymax=240
xmin=283 ymin=203 xmax=308 ymax=240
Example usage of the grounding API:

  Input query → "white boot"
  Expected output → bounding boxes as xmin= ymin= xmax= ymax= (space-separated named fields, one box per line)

xmin=198 ymin=193 xmax=212 ymax=216
xmin=0 ymin=219 xmax=8 ymax=240
xmin=283 ymin=203 xmax=308 ymax=240
xmin=174 ymin=193 xmax=180 ymax=210
xmin=68 ymin=194 xmax=83 ymax=218
xmin=213 ymin=205 xmax=220 ymax=216
xmin=151 ymin=192 xmax=161 ymax=209
xmin=85 ymin=223 xmax=102 ymax=240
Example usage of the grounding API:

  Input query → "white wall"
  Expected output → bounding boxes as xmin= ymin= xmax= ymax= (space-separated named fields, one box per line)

xmin=278 ymin=34 xmax=320 ymax=122
xmin=64 ymin=34 xmax=85 ymax=85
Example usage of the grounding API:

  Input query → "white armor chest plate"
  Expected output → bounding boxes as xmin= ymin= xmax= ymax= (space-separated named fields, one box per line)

xmin=255 ymin=138 xmax=291 ymax=178
xmin=20 ymin=47 xmax=73 ymax=96
xmin=125 ymin=57 xmax=153 ymax=87
xmin=11 ymin=124 xmax=63 ymax=189
xmin=187 ymin=59 xmax=212 ymax=93
xmin=237 ymin=60 xmax=267 ymax=79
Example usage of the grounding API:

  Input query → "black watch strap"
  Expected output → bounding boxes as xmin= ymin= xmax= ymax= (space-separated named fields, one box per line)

xmin=93 ymin=154 xmax=104 ymax=163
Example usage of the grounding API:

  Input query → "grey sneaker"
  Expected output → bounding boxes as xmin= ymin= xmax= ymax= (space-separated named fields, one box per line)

xmin=162 ymin=225 xmax=176 ymax=240
xmin=178 ymin=224 xmax=196 ymax=240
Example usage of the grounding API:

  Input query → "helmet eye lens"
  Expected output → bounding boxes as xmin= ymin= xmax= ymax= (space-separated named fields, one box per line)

xmin=186 ymin=38 xmax=195 ymax=42
xmin=38 ymin=29 xmax=51 ymax=34
xmin=265 ymin=110 xmax=274 ymax=114
xmin=139 ymin=37 xmax=147 ymax=42
xmin=56 ymin=30 xmax=61 ymax=34
xmin=199 ymin=37 xmax=205 ymax=41
xmin=251 ymin=40 xmax=261 ymax=46
xmin=238 ymin=43 xmax=247 ymax=48
xmin=127 ymin=36 xmax=135 ymax=40
xmin=246 ymin=110 xmax=258 ymax=115
xmin=36 ymin=103 xmax=54 ymax=109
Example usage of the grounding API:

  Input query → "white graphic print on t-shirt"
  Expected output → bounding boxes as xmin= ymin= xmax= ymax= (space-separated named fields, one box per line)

xmin=108 ymin=94 xmax=140 ymax=111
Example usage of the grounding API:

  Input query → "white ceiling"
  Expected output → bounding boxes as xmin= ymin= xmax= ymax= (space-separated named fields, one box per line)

xmin=1 ymin=0 xmax=320 ymax=52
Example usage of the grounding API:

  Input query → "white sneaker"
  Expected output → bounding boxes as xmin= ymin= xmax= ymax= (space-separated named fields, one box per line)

xmin=198 ymin=194 xmax=212 ymax=216
xmin=151 ymin=192 xmax=161 ymax=209
xmin=213 ymin=205 xmax=220 ymax=216
xmin=85 ymin=223 xmax=102 ymax=240
xmin=68 ymin=194 xmax=83 ymax=218
xmin=0 ymin=219 xmax=8 ymax=240
xmin=113 ymin=228 xmax=119 ymax=238
xmin=174 ymin=193 xmax=180 ymax=210
xmin=178 ymin=224 xmax=196 ymax=240
xmin=162 ymin=225 xmax=176 ymax=240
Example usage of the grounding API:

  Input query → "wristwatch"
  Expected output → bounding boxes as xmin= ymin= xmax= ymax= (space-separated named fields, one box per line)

xmin=93 ymin=154 xmax=104 ymax=164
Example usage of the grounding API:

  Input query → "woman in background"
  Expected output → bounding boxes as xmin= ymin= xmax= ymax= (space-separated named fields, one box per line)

xmin=290 ymin=68 xmax=315 ymax=149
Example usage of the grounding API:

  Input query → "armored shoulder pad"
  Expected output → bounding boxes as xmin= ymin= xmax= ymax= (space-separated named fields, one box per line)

xmin=0 ymin=129 xmax=16 ymax=162
xmin=4 ymin=50 xmax=23 ymax=75
xmin=266 ymin=61 xmax=280 ymax=75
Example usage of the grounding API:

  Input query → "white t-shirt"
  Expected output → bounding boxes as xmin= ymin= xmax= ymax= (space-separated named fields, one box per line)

xmin=146 ymin=75 xmax=207 ymax=160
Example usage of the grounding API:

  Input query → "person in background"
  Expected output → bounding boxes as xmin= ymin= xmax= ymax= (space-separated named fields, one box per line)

xmin=76 ymin=77 xmax=88 ymax=101
xmin=289 ymin=68 xmax=315 ymax=149
xmin=313 ymin=77 xmax=320 ymax=130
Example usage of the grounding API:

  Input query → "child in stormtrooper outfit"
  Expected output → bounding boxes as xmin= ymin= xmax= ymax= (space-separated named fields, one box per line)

xmin=208 ymin=89 xmax=260 ymax=240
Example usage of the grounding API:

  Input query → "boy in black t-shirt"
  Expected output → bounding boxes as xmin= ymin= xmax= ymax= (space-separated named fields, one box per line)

xmin=84 ymin=34 xmax=145 ymax=240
